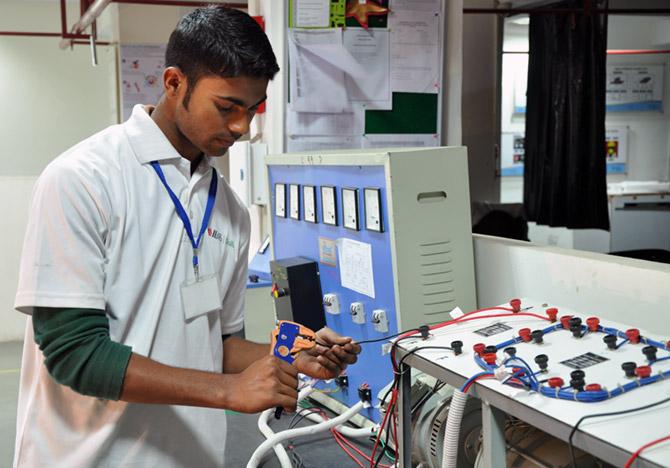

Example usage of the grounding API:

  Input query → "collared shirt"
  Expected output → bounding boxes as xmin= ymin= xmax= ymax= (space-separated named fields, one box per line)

xmin=13 ymin=105 xmax=250 ymax=467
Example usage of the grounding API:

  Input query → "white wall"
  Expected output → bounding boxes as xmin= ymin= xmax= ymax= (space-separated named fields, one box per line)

xmin=0 ymin=2 xmax=119 ymax=341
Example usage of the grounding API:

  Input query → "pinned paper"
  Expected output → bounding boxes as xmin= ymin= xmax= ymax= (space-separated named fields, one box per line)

xmin=338 ymin=238 xmax=375 ymax=298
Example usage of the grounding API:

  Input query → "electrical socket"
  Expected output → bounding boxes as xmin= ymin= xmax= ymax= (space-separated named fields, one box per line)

xmin=372 ymin=309 xmax=389 ymax=333
xmin=350 ymin=302 xmax=365 ymax=324
xmin=323 ymin=293 xmax=340 ymax=314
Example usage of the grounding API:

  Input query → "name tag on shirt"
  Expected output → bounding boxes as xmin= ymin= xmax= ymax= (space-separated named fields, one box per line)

xmin=180 ymin=273 xmax=223 ymax=321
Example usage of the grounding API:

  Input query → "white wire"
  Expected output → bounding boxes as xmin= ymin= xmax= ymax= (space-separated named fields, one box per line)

xmin=247 ymin=401 xmax=366 ymax=468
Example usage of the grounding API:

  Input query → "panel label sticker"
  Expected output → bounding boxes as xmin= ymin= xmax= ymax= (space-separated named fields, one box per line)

xmin=319 ymin=237 xmax=338 ymax=266
xmin=474 ymin=322 xmax=512 ymax=337
xmin=560 ymin=352 xmax=609 ymax=370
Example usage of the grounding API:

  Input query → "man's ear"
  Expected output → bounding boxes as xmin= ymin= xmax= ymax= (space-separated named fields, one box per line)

xmin=163 ymin=67 xmax=185 ymax=99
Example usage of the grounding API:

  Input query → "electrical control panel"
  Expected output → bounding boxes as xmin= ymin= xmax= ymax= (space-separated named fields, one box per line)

xmin=265 ymin=147 xmax=477 ymax=422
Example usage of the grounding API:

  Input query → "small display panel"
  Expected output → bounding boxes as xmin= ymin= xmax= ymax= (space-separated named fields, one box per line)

xmin=289 ymin=184 xmax=300 ymax=220
xmin=342 ymin=188 xmax=360 ymax=231
xmin=303 ymin=185 xmax=317 ymax=223
xmin=321 ymin=186 xmax=338 ymax=226
xmin=275 ymin=183 xmax=286 ymax=218
xmin=364 ymin=188 xmax=383 ymax=232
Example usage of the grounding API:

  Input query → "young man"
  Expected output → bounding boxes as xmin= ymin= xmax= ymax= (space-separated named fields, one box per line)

xmin=13 ymin=7 xmax=360 ymax=467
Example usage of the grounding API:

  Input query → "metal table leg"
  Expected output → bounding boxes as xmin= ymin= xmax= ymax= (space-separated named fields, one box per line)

xmin=481 ymin=400 xmax=506 ymax=468
xmin=398 ymin=363 xmax=412 ymax=467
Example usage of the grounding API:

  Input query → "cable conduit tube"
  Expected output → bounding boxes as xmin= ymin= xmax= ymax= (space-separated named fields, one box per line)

xmin=441 ymin=389 xmax=468 ymax=468
xmin=258 ymin=409 xmax=292 ymax=468
xmin=256 ymin=386 xmax=315 ymax=468
xmin=301 ymin=411 xmax=378 ymax=438
xmin=247 ymin=400 xmax=366 ymax=468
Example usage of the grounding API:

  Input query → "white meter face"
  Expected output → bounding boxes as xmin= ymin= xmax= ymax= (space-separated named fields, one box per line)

xmin=289 ymin=184 xmax=300 ymax=220
xmin=321 ymin=186 xmax=337 ymax=226
xmin=303 ymin=185 xmax=317 ymax=223
xmin=364 ymin=188 xmax=383 ymax=232
xmin=342 ymin=188 xmax=359 ymax=231
xmin=275 ymin=183 xmax=286 ymax=218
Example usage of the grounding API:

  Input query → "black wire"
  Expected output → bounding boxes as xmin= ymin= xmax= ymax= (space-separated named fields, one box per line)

xmin=314 ymin=327 xmax=421 ymax=348
xmin=288 ymin=407 xmax=324 ymax=429
xmin=568 ymin=396 xmax=670 ymax=468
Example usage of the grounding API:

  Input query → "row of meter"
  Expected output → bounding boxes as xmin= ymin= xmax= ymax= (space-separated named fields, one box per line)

xmin=264 ymin=147 xmax=477 ymax=422
xmin=274 ymin=183 xmax=384 ymax=232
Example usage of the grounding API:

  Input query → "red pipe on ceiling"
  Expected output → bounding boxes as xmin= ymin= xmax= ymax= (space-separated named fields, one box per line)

xmin=608 ymin=49 xmax=670 ymax=55
xmin=464 ymin=8 xmax=670 ymax=15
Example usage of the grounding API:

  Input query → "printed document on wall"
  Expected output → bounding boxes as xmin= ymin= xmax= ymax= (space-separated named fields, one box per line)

xmin=338 ymin=238 xmax=375 ymax=298
xmin=120 ymin=44 xmax=166 ymax=120
xmin=287 ymin=135 xmax=362 ymax=152
xmin=288 ymin=29 xmax=350 ymax=112
xmin=287 ymin=105 xmax=365 ymax=136
xmin=343 ymin=29 xmax=391 ymax=107
xmin=294 ymin=0 xmax=330 ymax=28
xmin=389 ymin=6 xmax=440 ymax=93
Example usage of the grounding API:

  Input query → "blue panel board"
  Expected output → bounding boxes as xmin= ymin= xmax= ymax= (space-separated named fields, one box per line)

xmin=268 ymin=164 xmax=397 ymax=423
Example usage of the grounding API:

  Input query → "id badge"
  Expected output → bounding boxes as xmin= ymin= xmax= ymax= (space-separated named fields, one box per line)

xmin=180 ymin=273 xmax=223 ymax=321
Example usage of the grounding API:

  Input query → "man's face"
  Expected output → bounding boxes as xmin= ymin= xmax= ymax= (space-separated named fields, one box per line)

xmin=174 ymin=74 xmax=268 ymax=157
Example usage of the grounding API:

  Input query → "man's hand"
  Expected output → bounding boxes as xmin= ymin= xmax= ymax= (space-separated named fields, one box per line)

xmin=293 ymin=327 xmax=361 ymax=380
xmin=223 ymin=355 xmax=299 ymax=413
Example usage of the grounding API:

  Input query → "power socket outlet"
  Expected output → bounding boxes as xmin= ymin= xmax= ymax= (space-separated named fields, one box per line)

xmin=323 ymin=293 xmax=340 ymax=314
xmin=372 ymin=309 xmax=389 ymax=333
xmin=350 ymin=302 xmax=365 ymax=324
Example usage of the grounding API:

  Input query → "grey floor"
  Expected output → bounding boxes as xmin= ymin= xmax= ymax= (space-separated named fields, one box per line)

xmin=1 ymin=342 xmax=384 ymax=467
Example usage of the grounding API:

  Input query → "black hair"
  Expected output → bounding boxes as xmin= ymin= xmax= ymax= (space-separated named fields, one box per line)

xmin=165 ymin=6 xmax=279 ymax=107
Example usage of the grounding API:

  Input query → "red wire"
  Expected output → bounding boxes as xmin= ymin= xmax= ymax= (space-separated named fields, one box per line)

xmin=331 ymin=430 xmax=392 ymax=468
xmin=462 ymin=373 xmax=495 ymax=393
xmin=391 ymin=309 xmax=551 ymax=370
xmin=370 ymin=389 xmax=398 ymax=468
xmin=624 ymin=435 xmax=670 ymax=468
xmin=332 ymin=431 xmax=366 ymax=468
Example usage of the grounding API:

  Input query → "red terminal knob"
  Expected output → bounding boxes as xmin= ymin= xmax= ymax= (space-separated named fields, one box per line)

xmin=667 ymin=340 xmax=670 ymax=349
xmin=473 ymin=343 xmax=486 ymax=356
xmin=482 ymin=353 xmax=497 ymax=365
xmin=586 ymin=317 xmax=600 ymax=332
xmin=626 ymin=328 xmax=641 ymax=344
xmin=510 ymin=298 xmax=522 ymax=312
xmin=548 ymin=377 xmax=564 ymax=388
xmin=546 ymin=308 xmax=558 ymax=322
xmin=519 ymin=328 xmax=532 ymax=342
xmin=585 ymin=383 xmax=602 ymax=392
xmin=560 ymin=315 xmax=573 ymax=329
xmin=512 ymin=366 xmax=526 ymax=376
xmin=635 ymin=365 xmax=652 ymax=378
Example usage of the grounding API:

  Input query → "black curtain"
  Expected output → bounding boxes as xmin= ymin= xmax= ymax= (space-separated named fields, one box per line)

xmin=523 ymin=1 xmax=610 ymax=230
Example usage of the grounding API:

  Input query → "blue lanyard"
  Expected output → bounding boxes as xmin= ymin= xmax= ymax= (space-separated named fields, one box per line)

xmin=150 ymin=161 xmax=218 ymax=280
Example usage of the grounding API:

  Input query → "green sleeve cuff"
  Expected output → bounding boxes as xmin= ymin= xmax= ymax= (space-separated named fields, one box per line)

xmin=33 ymin=307 xmax=132 ymax=400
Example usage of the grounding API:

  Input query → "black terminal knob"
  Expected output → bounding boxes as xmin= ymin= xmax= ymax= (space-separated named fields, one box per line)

xmin=570 ymin=378 xmax=585 ymax=392
xmin=603 ymin=334 xmax=617 ymax=350
xmin=569 ymin=317 xmax=583 ymax=338
xmin=504 ymin=346 xmax=517 ymax=357
xmin=569 ymin=317 xmax=583 ymax=328
xmin=642 ymin=345 xmax=658 ymax=362
xmin=570 ymin=370 xmax=585 ymax=380
xmin=531 ymin=329 xmax=544 ymax=344
xmin=622 ymin=361 xmax=637 ymax=378
xmin=484 ymin=345 xmax=498 ymax=355
xmin=534 ymin=354 xmax=549 ymax=372
xmin=451 ymin=340 xmax=463 ymax=356
xmin=248 ymin=274 xmax=259 ymax=283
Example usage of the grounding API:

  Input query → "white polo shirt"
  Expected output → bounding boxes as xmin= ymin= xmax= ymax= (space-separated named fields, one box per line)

xmin=13 ymin=105 xmax=250 ymax=467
